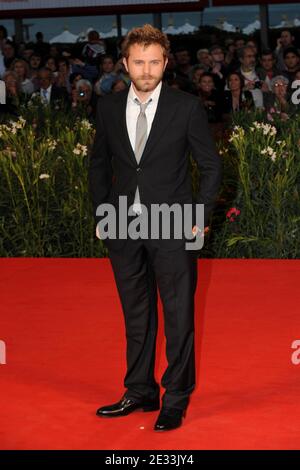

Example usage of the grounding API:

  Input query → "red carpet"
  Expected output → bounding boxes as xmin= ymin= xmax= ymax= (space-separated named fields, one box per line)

xmin=0 ymin=258 xmax=300 ymax=450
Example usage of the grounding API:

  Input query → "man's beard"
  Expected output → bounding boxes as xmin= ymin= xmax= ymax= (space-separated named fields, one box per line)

xmin=131 ymin=75 xmax=162 ymax=92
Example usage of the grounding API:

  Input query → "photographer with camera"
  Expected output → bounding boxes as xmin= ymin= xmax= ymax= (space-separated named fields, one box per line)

xmin=237 ymin=46 xmax=264 ymax=108
xmin=71 ymin=78 xmax=97 ymax=119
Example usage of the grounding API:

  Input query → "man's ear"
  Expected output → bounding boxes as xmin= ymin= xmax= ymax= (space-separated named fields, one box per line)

xmin=122 ymin=57 xmax=128 ymax=72
xmin=163 ymin=57 xmax=168 ymax=71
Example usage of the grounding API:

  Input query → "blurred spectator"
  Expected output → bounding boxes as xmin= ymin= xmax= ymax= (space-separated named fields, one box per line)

xmin=111 ymin=78 xmax=128 ymax=93
xmin=55 ymin=57 xmax=72 ymax=93
xmin=191 ymin=64 xmax=206 ymax=92
xmin=82 ymin=30 xmax=106 ymax=66
xmin=49 ymin=45 xmax=60 ymax=59
xmin=282 ymin=47 xmax=300 ymax=82
xmin=196 ymin=48 xmax=211 ymax=70
xmin=222 ymin=72 xmax=254 ymax=118
xmin=275 ymin=29 xmax=296 ymax=71
xmin=35 ymin=32 xmax=50 ymax=57
xmin=163 ymin=52 xmax=177 ymax=81
xmin=71 ymin=78 xmax=97 ymax=118
xmin=94 ymin=54 xmax=117 ymax=96
xmin=224 ymin=39 xmax=238 ymax=71
xmin=2 ymin=41 xmax=16 ymax=69
xmin=198 ymin=72 xmax=223 ymax=123
xmin=36 ymin=68 xmax=69 ymax=107
xmin=69 ymin=72 xmax=84 ymax=91
xmin=246 ymin=39 xmax=259 ymax=57
xmin=68 ymin=53 xmax=99 ymax=83
xmin=10 ymin=58 xmax=34 ymax=95
xmin=238 ymin=46 xmax=264 ymax=108
xmin=257 ymin=50 xmax=281 ymax=90
xmin=174 ymin=47 xmax=193 ymax=80
xmin=235 ymin=37 xmax=246 ymax=51
xmin=0 ymin=25 xmax=8 ymax=49
xmin=1 ymin=71 xmax=22 ymax=115
xmin=209 ymin=45 xmax=228 ymax=91
xmin=21 ymin=44 xmax=35 ymax=62
xmin=264 ymin=75 xmax=292 ymax=119
xmin=45 ymin=56 xmax=58 ymax=77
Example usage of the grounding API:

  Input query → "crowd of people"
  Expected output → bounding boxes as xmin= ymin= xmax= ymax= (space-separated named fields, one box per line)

xmin=0 ymin=25 xmax=300 ymax=132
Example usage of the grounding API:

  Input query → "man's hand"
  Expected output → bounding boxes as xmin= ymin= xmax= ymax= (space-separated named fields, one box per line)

xmin=192 ymin=226 xmax=210 ymax=238
xmin=96 ymin=225 xmax=101 ymax=239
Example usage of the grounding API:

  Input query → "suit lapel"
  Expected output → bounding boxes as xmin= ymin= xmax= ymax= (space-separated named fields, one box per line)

xmin=138 ymin=83 xmax=178 ymax=167
xmin=115 ymin=88 xmax=137 ymax=167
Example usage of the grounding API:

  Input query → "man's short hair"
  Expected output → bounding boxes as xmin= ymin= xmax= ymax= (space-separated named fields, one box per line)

xmin=122 ymin=24 xmax=170 ymax=59
xmin=283 ymin=46 xmax=300 ymax=59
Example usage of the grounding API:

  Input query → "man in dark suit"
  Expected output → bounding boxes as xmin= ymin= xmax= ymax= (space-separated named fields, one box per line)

xmin=89 ymin=24 xmax=222 ymax=431
xmin=37 ymin=68 xmax=69 ymax=107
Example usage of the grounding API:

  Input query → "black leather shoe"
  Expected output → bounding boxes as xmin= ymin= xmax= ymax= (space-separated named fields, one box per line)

xmin=154 ymin=407 xmax=186 ymax=431
xmin=96 ymin=396 xmax=160 ymax=417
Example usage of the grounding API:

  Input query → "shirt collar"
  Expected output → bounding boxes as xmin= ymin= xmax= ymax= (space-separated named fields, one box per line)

xmin=128 ymin=80 xmax=162 ymax=105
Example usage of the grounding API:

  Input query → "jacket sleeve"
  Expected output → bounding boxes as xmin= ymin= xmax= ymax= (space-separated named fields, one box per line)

xmin=88 ymin=98 xmax=113 ymax=224
xmin=187 ymin=99 xmax=222 ymax=227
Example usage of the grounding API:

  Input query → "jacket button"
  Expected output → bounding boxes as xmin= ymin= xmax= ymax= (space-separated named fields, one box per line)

xmin=136 ymin=167 xmax=141 ymax=172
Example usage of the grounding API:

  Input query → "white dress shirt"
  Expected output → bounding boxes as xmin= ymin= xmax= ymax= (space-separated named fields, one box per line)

xmin=126 ymin=80 xmax=162 ymax=213
xmin=40 ymin=84 xmax=52 ymax=104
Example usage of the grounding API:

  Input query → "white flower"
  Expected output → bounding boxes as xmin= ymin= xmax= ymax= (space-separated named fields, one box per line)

xmin=253 ymin=121 xmax=277 ymax=136
xmin=73 ymin=143 xmax=88 ymax=157
xmin=261 ymin=146 xmax=277 ymax=161
xmin=46 ymin=138 xmax=57 ymax=151
xmin=80 ymin=119 xmax=92 ymax=130
xmin=229 ymin=125 xmax=245 ymax=142
xmin=39 ymin=173 xmax=50 ymax=180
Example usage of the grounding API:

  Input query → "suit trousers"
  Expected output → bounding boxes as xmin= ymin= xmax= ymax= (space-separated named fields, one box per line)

xmin=106 ymin=217 xmax=198 ymax=411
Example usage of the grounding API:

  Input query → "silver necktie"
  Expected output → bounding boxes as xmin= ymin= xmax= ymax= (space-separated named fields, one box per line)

xmin=132 ymin=98 xmax=151 ymax=215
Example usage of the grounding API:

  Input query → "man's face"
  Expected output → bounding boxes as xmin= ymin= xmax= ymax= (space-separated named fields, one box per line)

xmin=211 ymin=48 xmax=224 ymax=64
xmin=281 ymin=31 xmax=293 ymax=47
xmin=200 ymin=76 xmax=214 ymax=93
xmin=123 ymin=43 xmax=168 ymax=94
xmin=102 ymin=58 xmax=114 ymax=73
xmin=284 ymin=52 xmax=299 ymax=71
xmin=38 ymin=71 xmax=52 ymax=89
xmin=235 ymin=39 xmax=245 ymax=50
xmin=22 ymin=49 xmax=34 ymax=61
xmin=241 ymin=48 xmax=256 ymax=69
xmin=198 ymin=52 xmax=211 ymax=67
xmin=2 ymin=44 xmax=15 ymax=59
xmin=175 ymin=50 xmax=190 ymax=66
xmin=261 ymin=54 xmax=274 ymax=71
xmin=30 ymin=55 xmax=41 ymax=70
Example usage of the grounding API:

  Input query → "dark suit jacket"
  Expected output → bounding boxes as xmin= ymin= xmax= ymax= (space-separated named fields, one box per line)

xmin=88 ymin=82 xmax=222 ymax=250
xmin=38 ymin=85 xmax=69 ymax=107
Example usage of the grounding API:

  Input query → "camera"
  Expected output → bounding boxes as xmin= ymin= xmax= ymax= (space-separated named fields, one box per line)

xmin=79 ymin=90 xmax=85 ymax=97
xmin=254 ymin=80 xmax=263 ymax=89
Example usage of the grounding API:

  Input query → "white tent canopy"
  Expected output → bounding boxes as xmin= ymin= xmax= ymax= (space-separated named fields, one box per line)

xmin=222 ymin=21 xmax=236 ymax=32
xmin=50 ymin=29 xmax=78 ymax=44
xmin=163 ymin=25 xmax=179 ymax=35
xmin=243 ymin=19 xmax=261 ymax=35
xmin=100 ymin=27 xmax=128 ymax=38
xmin=177 ymin=21 xmax=197 ymax=34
